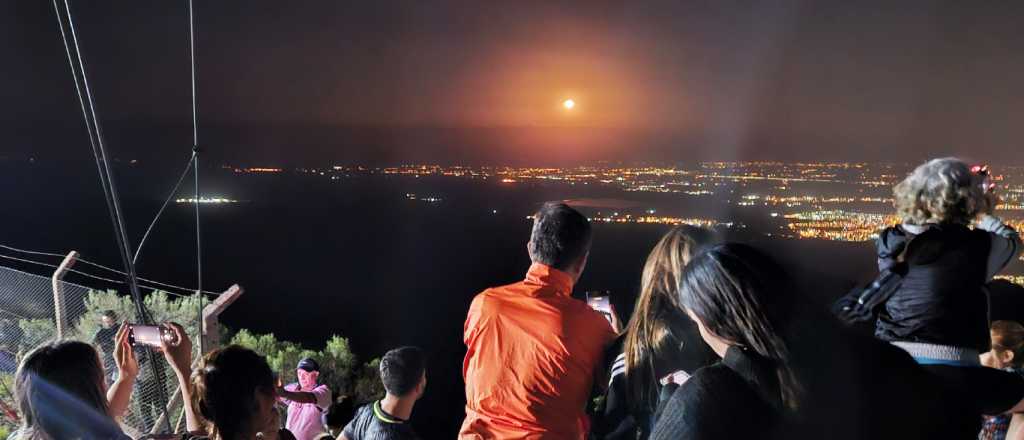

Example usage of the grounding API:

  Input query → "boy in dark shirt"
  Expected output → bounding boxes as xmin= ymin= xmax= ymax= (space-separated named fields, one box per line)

xmin=342 ymin=347 xmax=425 ymax=440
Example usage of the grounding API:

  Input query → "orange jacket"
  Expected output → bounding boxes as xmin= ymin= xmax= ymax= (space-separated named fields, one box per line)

xmin=460 ymin=263 xmax=616 ymax=440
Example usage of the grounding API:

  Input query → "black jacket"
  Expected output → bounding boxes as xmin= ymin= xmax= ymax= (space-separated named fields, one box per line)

xmin=651 ymin=329 xmax=982 ymax=440
xmin=874 ymin=220 xmax=1021 ymax=350
xmin=591 ymin=317 xmax=716 ymax=440
xmin=650 ymin=347 xmax=783 ymax=440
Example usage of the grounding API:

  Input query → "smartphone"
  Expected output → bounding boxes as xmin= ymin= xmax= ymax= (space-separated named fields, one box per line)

xmin=972 ymin=164 xmax=995 ymax=193
xmin=586 ymin=293 xmax=614 ymax=325
xmin=128 ymin=324 xmax=180 ymax=347
xmin=659 ymin=370 xmax=691 ymax=386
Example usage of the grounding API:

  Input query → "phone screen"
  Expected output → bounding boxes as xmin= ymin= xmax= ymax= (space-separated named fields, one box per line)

xmin=130 ymin=325 xmax=162 ymax=347
xmin=586 ymin=295 xmax=614 ymax=325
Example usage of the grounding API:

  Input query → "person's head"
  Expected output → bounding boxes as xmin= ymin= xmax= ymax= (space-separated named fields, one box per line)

xmin=380 ymin=346 xmax=427 ymax=401
xmin=623 ymin=225 xmax=717 ymax=407
xmin=982 ymin=321 xmax=1024 ymax=369
xmin=321 ymin=396 xmax=355 ymax=438
xmin=296 ymin=357 xmax=320 ymax=389
xmin=15 ymin=340 xmax=123 ymax=439
xmin=99 ymin=310 xmax=117 ymax=329
xmin=679 ymin=243 xmax=802 ymax=410
xmin=893 ymin=157 xmax=989 ymax=226
xmin=191 ymin=345 xmax=278 ymax=440
xmin=528 ymin=202 xmax=592 ymax=281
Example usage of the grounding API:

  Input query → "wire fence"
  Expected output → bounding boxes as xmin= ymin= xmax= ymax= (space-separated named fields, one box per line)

xmin=0 ymin=263 xmax=207 ymax=437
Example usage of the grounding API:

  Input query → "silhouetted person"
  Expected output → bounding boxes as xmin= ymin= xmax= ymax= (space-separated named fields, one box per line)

xmin=320 ymin=396 xmax=355 ymax=439
xmin=92 ymin=310 xmax=118 ymax=384
xmin=651 ymin=243 xmax=976 ymax=440
xmin=461 ymin=202 xmax=616 ymax=440
xmin=190 ymin=345 xmax=296 ymax=440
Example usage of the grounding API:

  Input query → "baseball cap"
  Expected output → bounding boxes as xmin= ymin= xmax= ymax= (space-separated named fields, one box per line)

xmin=297 ymin=358 xmax=320 ymax=372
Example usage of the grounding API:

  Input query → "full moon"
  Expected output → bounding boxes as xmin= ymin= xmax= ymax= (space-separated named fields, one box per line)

xmin=563 ymin=99 xmax=575 ymax=110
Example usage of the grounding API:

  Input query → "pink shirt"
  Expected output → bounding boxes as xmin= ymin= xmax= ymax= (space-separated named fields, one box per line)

xmin=281 ymin=383 xmax=332 ymax=440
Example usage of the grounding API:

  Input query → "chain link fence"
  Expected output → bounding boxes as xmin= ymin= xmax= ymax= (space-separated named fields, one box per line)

xmin=0 ymin=263 xmax=208 ymax=438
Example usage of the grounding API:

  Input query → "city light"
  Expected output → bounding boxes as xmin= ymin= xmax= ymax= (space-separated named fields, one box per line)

xmin=175 ymin=197 xmax=238 ymax=204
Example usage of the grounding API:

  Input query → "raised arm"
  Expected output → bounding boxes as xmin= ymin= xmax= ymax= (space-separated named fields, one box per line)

xmin=161 ymin=322 xmax=204 ymax=434
xmin=276 ymin=383 xmax=320 ymax=405
xmin=977 ymin=214 xmax=1022 ymax=278
xmin=106 ymin=322 xmax=138 ymax=420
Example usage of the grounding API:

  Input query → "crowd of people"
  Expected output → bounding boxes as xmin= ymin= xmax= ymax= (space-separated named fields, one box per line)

xmin=6 ymin=156 xmax=1024 ymax=440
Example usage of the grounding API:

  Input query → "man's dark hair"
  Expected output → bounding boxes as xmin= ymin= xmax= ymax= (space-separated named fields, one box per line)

xmin=529 ymin=202 xmax=592 ymax=271
xmin=100 ymin=310 xmax=117 ymax=320
xmin=379 ymin=346 xmax=426 ymax=397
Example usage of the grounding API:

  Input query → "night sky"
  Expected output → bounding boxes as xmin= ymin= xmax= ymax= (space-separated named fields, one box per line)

xmin=3 ymin=1 xmax=1024 ymax=165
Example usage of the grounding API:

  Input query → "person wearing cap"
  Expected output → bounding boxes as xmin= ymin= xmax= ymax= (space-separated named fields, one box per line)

xmin=277 ymin=357 xmax=333 ymax=440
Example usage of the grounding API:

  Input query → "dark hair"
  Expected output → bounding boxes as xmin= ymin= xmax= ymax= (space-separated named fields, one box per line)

xmin=379 ymin=346 xmax=426 ymax=397
xmin=15 ymin=340 xmax=123 ymax=440
xmin=100 ymin=310 xmax=117 ymax=321
xmin=624 ymin=225 xmax=717 ymax=410
xmin=991 ymin=321 xmax=1024 ymax=367
xmin=679 ymin=243 xmax=803 ymax=410
xmin=529 ymin=202 xmax=592 ymax=271
xmin=191 ymin=345 xmax=275 ymax=440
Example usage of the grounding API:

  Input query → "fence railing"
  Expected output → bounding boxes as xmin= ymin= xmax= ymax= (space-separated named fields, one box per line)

xmin=0 ymin=252 xmax=241 ymax=437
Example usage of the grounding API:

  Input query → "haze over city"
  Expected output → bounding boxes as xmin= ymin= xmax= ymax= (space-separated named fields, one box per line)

xmin=2 ymin=1 xmax=1024 ymax=438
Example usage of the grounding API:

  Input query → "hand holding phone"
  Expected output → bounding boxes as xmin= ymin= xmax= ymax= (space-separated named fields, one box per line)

xmin=972 ymin=164 xmax=995 ymax=193
xmin=586 ymin=292 xmax=621 ymax=332
xmin=128 ymin=324 xmax=181 ymax=347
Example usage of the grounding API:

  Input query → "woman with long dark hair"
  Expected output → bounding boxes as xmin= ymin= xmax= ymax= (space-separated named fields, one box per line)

xmin=593 ymin=225 xmax=717 ymax=439
xmin=652 ymin=243 xmax=976 ymax=439
xmin=650 ymin=244 xmax=800 ymax=440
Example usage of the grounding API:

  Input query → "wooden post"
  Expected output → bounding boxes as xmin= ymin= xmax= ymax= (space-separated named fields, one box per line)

xmin=148 ymin=284 xmax=242 ymax=435
xmin=201 ymin=284 xmax=243 ymax=351
xmin=51 ymin=251 xmax=78 ymax=339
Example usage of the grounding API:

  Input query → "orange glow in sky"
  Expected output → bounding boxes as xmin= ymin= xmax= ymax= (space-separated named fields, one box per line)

xmin=563 ymin=99 xmax=575 ymax=110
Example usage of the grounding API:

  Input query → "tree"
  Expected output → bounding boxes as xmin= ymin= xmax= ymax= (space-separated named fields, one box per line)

xmin=318 ymin=336 xmax=359 ymax=395
xmin=352 ymin=358 xmax=385 ymax=405
xmin=228 ymin=331 xmax=380 ymax=403
xmin=16 ymin=318 xmax=55 ymax=355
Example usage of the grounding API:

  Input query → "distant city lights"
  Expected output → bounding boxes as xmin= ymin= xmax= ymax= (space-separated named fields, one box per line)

xmin=175 ymin=197 xmax=238 ymax=204
xmin=405 ymin=193 xmax=443 ymax=203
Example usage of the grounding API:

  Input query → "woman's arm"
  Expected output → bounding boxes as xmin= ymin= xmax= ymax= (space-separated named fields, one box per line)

xmin=977 ymin=214 xmax=1022 ymax=278
xmin=160 ymin=322 xmax=204 ymax=434
xmin=876 ymin=226 xmax=910 ymax=271
xmin=106 ymin=322 xmax=138 ymax=420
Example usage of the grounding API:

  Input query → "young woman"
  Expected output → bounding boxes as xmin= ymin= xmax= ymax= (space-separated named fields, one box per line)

xmin=652 ymin=243 xmax=976 ymax=440
xmin=12 ymin=333 xmax=132 ymax=440
xmin=593 ymin=225 xmax=717 ymax=439
xmin=188 ymin=345 xmax=295 ymax=440
xmin=980 ymin=321 xmax=1024 ymax=440
xmin=874 ymin=158 xmax=1024 ymax=418
xmin=12 ymin=322 xmax=197 ymax=440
